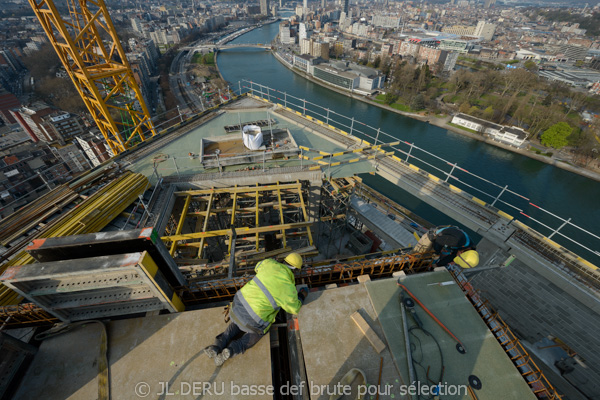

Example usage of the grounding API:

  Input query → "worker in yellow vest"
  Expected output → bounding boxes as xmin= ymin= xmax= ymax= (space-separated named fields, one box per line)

xmin=204 ymin=253 xmax=308 ymax=366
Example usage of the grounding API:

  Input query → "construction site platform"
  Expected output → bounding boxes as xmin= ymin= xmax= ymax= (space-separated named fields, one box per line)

xmin=11 ymin=307 xmax=272 ymax=399
xmin=298 ymin=270 xmax=536 ymax=400
xmin=129 ymin=100 xmax=374 ymax=183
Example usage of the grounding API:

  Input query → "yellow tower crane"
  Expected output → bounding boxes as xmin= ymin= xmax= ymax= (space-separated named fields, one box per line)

xmin=29 ymin=0 xmax=157 ymax=155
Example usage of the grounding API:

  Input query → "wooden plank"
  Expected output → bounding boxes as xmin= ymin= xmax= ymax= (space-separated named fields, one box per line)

xmin=351 ymin=310 xmax=386 ymax=353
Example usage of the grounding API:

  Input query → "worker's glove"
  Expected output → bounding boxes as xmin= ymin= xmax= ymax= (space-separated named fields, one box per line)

xmin=223 ymin=304 xmax=231 ymax=323
xmin=297 ymin=286 xmax=309 ymax=303
xmin=426 ymin=227 xmax=439 ymax=241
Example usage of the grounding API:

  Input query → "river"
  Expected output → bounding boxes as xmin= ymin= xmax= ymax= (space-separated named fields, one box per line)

xmin=217 ymin=19 xmax=600 ymax=263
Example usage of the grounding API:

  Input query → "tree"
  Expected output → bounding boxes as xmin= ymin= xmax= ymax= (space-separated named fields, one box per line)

xmin=541 ymin=93 xmax=552 ymax=106
xmin=523 ymin=60 xmax=538 ymax=72
xmin=468 ymin=105 xmax=480 ymax=117
xmin=459 ymin=102 xmax=471 ymax=113
xmin=500 ymin=68 xmax=534 ymax=97
xmin=411 ymin=94 xmax=425 ymax=111
xmin=565 ymin=91 xmax=587 ymax=117
xmin=541 ymin=122 xmax=573 ymax=149
xmin=384 ymin=92 xmax=398 ymax=105
xmin=482 ymin=106 xmax=494 ymax=120
xmin=22 ymin=43 xmax=60 ymax=79
xmin=373 ymin=56 xmax=381 ymax=69
xmin=380 ymin=57 xmax=392 ymax=76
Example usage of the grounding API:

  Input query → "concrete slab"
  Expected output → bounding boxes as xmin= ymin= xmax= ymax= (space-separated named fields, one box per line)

xmin=365 ymin=272 xmax=536 ymax=400
xmin=298 ymin=284 xmax=404 ymax=400
xmin=130 ymin=108 xmax=373 ymax=184
xmin=13 ymin=308 xmax=272 ymax=400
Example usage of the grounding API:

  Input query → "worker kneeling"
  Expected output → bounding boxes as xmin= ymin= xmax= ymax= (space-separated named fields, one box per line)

xmin=204 ymin=253 xmax=308 ymax=367
xmin=414 ymin=226 xmax=479 ymax=269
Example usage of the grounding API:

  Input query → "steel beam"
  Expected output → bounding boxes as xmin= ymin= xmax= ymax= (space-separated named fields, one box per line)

xmin=28 ymin=0 xmax=155 ymax=155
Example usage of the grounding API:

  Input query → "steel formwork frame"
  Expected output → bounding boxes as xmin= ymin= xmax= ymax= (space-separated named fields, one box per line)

xmin=177 ymin=251 xmax=434 ymax=304
xmin=0 ymin=250 xmax=434 ymax=327
xmin=162 ymin=182 xmax=314 ymax=264
xmin=28 ymin=0 xmax=156 ymax=155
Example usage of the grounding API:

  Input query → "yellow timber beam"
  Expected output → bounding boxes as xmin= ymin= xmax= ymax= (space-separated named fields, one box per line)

xmin=276 ymin=181 xmax=286 ymax=248
xmin=228 ymin=187 xmax=238 ymax=255
xmin=170 ymin=194 xmax=191 ymax=256
xmin=174 ymin=183 xmax=302 ymax=196
xmin=296 ymin=181 xmax=314 ymax=246
xmin=197 ymin=191 xmax=214 ymax=259
xmin=162 ymin=222 xmax=313 ymax=242
xmin=255 ymin=183 xmax=260 ymax=251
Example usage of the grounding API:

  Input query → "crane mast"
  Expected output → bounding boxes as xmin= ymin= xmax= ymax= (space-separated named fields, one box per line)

xmin=29 ymin=0 xmax=157 ymax=155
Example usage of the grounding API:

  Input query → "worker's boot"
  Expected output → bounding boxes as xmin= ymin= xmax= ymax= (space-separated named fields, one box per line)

xmin=214 ymin=348 xmax=231 ymax=367
xmin=203 ymin=345 xmax=219 ymax=359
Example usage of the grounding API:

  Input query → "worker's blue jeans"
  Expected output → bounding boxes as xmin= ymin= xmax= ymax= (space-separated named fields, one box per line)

xmin=213 ymin=322 xmax=263 ymax=356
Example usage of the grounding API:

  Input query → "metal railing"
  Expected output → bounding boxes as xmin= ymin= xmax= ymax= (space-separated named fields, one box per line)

xmin=236 ymin=80 xmax=600 ymax=265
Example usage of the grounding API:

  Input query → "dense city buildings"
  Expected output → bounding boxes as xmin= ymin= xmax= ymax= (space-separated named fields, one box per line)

xmin=0 ymin=0 xmax=598 ymax=210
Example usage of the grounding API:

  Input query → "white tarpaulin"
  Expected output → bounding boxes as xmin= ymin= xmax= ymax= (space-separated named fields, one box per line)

xmin=242 ymin=125 xmax=263 ymax=150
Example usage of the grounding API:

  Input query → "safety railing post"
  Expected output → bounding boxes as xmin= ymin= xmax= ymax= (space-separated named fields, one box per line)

xmin=491 ymin=185 xmax=508 ymax=207
xmin=350 ymin=117 xmax=354 ymax=136
xmin=326 ymin=109 xmax=330 ymax=125
xmin=284 ymin=92 xmax=287 ymax=108
xmin=172 ymin=157 xmax=180 ymax=177
xmin=406 ymin=142 xmax=413 ymax=162
xmin=303 ymin=99 xmax=306 ymax=116
xmin=548 ymin=218 xmax=571 ymax=239
xmin=445 ymin=163 xmax=456 ymax=182
xmin=375 ymin=128 xmax=380 ymax=145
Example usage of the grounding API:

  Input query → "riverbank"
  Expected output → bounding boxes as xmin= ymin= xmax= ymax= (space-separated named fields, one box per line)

xmin=267 ymin=51 xmax=600 ymax=182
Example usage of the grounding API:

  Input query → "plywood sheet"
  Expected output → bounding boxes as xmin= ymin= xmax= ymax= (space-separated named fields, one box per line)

xmin=298 ymin=284 xmax=407 ymax=400
xmin=13 ymin=308 xmax=272 ymax=399
xmin=365 ymin=272 xmax=537 ymax=400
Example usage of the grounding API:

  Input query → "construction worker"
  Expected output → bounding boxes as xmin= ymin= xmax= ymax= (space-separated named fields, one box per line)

xmin=204 ymin=253 xmax=308 ymax=367
xmin=414 ymin=226 xmax=478 ymax=268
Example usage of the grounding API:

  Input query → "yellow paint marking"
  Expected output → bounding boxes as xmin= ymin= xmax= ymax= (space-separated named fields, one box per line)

xmin=543 ymin=237 xmax=561 ymax=249
xmin=497 ymin=210 xmax=513 ymax=220
xmin=472 ymin=197 xmax=486 ymax=206
xmin=577 ymin=257 xmax=598 ymax=270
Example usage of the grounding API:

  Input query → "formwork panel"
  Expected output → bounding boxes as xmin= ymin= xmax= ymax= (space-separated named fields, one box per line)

xmin=0 ymin=252 xmax=182 ymax=322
